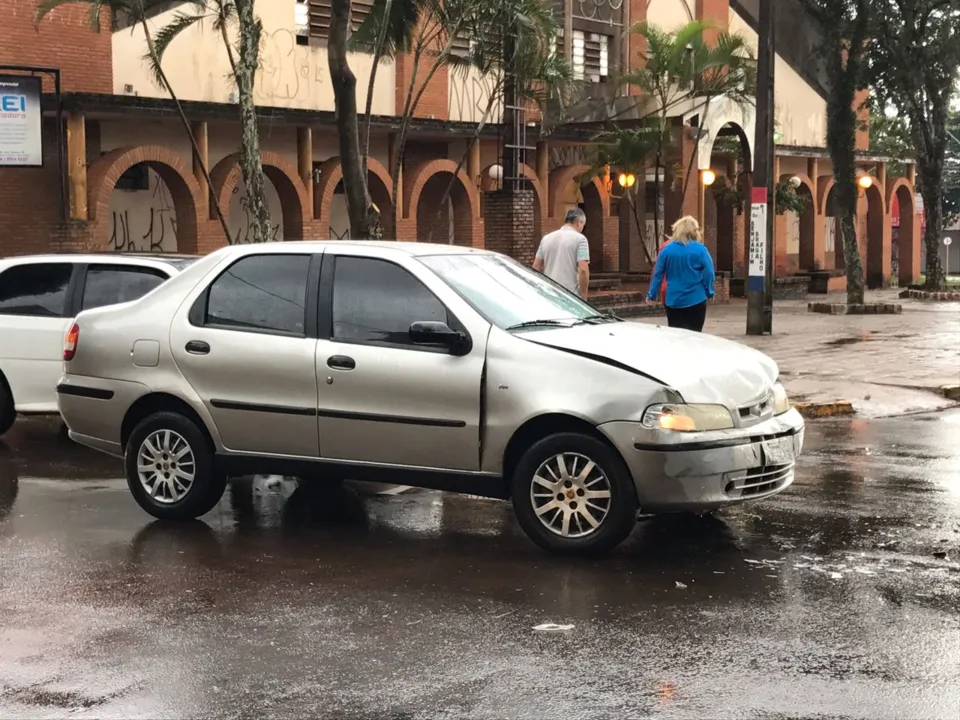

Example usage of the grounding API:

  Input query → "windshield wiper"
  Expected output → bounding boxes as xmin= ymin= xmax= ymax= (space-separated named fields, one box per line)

xmin=576 ymin=312 xmax=623 ymax=324
xmin=506 ymin=319 xmax=574 ymax=331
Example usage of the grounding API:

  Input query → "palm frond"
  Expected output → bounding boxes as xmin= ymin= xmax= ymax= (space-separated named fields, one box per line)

xmin=35 ymin=0 xmax=103 ymax=29
xmin=149 ymin=10 xmax=209 ymax=86
xmin=350 ymin=0 xmax=422 ymax=55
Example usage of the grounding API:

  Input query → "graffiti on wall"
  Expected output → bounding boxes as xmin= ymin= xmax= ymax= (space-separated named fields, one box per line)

xmin=258 ymin=29 xmax=325 ymax=105
xmin=108 ymin=169 xmax=178 ymax=253
xmin=449 ymin=73 xmax=501 ymax=124
xmin=227 ymin=178 xmax=285 ymax=244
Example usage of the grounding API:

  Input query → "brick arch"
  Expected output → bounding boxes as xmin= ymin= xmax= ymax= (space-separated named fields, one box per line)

xmin=404 ymin=159 xmax=481 ymax=220
xmin=315 ymin=156 xmax=394 ymax=239
xmin=87 ymin=146 xmax=205 ymax=253
xmin=885 ymin=177 xmax=912 ymax=211
xmin=547 ymin=165 xmax=610 ymax=219
xmin=818 ymin=176 xmax=836 ymax=216
xmin=863 ymin=180 xmax=886 ymax=288
xmin=779 ymin=172 xmax=815 ymax=201
xmin=887 ymin=177 xmax=918 ymax=286
xmin=209 ymin=151 xmax=311 ymax=241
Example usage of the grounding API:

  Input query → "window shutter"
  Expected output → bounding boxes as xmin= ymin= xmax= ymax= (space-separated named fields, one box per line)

xmin=307 ymin=0 xmax=372 ymax=41
xmin=307 ymin=0 xmax=332 ymax=39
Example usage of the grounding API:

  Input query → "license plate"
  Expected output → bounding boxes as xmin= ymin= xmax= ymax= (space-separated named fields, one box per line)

xmin=762 ymin=437 xmax=795 ymax=465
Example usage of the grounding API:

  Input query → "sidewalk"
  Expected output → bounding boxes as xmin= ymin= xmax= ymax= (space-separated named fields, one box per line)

xmin=633 ymin=290 xmax=960 ymax=418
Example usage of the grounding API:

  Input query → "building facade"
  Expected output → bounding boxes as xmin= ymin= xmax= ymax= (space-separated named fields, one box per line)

xmin=0 ymin=0 xmax=923 ymax=290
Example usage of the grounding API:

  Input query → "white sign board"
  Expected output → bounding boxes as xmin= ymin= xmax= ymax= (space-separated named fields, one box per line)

xmin=748 ymin=187 xmax=767 ymax=291
xmin=0 ymin=75 xmax=43 ymax=167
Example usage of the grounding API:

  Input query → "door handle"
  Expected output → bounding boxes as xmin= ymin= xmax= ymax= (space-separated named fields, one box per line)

xmin=185 ymin=340 xmax=210 ymax=355
xmin=327 ymin=355 xmax=355 ymax=370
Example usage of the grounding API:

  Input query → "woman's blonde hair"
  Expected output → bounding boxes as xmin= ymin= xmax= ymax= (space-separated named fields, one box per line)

xmin=671 ymin=215 xmax=702 ymax=245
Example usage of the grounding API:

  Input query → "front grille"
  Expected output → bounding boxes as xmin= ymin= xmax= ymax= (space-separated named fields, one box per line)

xmin=725 ymin=463 xmax=794 ymax=498
xmin=736 ymin=393 xmax=775 ymax=427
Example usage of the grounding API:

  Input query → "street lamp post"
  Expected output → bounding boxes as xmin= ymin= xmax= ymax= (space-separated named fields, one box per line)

xmin=746 ymin=0 xmax=775 ymax=335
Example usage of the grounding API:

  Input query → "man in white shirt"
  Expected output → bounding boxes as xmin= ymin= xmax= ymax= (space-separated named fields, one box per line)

xmin=532 ymin=207 xmax=590 ymax=297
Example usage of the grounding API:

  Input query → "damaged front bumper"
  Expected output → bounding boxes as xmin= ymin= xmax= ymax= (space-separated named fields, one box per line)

xmin=598 ymin=408 xmax=805 ymax=512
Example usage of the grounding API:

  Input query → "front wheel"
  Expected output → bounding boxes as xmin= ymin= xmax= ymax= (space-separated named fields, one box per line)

xmin=511 ymin=432 xmax=638 ymax=555
xmin=125 ymin=412 xmax=226 ymax=520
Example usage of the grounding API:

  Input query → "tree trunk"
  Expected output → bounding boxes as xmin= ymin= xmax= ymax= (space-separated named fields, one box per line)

xmin=825 ymin=71 xmax=865 ymax=304
xmin=329 ymin=0 xmax=377 ymax=238
xmin=141 ymin=20 xmax=232 ymax=244
xmin=233 ymin=0 xmax=273 ymax=243
xmin=917 ymin=164 xmax=945 ymax=289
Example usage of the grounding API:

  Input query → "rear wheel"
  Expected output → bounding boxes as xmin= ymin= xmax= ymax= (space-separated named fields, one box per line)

xmin=125 ymin=411 xmax=225 ymax=520
xmin=0 ymin=376 xmax=15 ymax=437
xmin=511 ymin=432 xmax=638 ymax=555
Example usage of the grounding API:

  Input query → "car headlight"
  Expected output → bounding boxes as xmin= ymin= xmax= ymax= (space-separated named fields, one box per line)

xmin=772 ymin=382 xmax=791 ymax=415
xmin=641 ymin=403 xmax=735 ymax=432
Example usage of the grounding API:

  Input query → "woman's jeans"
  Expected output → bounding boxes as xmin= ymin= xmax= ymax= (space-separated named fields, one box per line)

xmin=665 ymin=301 xmax=707 ymax=332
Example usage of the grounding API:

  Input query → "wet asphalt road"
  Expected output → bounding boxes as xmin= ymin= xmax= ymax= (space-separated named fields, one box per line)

xmin=1 ymin=413 xmax=959 ymax=719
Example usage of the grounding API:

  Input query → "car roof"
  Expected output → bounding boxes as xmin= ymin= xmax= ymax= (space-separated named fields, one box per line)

xmin=0 ymin=252 xmax=199 ymax=269
xmin=209 ymin=240 xmax=497 ymax=259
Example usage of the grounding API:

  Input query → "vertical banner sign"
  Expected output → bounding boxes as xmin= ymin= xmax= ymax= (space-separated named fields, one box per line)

xmin=0 ymin=75 xmax=43 ymax=167
xmin=748 ymin=187 xmax=768 ymax=292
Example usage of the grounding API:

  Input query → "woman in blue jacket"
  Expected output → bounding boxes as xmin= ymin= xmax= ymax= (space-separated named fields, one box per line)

xmin=645 ymin=215 xmax=715 ymax=332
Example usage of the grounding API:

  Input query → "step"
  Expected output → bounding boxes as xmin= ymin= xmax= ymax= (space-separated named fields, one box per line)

xmin=590 ymin=290 xmax=649 ymax=309
xmin=589 ymin=277 xmax=622 ymax=291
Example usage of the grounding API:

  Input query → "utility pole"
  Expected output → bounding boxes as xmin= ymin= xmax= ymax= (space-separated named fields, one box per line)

xmin=746 ymin=0 xmax=775 ymax=335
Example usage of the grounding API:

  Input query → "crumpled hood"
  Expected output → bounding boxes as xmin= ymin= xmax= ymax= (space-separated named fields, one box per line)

xmin=524 ymin=321 xmax=779 ymax=407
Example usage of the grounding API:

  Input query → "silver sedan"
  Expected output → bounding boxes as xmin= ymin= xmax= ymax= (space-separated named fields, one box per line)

xmin=56 ymin=241 xmax=804 ymax=554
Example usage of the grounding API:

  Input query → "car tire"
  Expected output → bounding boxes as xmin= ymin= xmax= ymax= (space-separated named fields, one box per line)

xmin=0 ymin=377 xmax=15 ymax=437
xmin=125 ymin=411 xmax=226 ymax=521
xmin=511 ymin=432 xmax=638 ymax=555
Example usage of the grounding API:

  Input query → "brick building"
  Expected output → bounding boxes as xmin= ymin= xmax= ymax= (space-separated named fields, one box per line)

xmin=0 ymin=0 xmax=922 ymax=296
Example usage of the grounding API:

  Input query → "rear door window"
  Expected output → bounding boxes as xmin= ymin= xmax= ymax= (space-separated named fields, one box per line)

xmin=204 ymin=254 xmax=311 ymax=336
xmin=81 ymin=265 xmax=169 ymax=311
xmin=0 ymin=263 xmax=74 ymax=317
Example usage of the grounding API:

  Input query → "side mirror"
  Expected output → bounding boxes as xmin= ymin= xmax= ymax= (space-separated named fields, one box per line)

xmin=409 ymin=321 xmax=470 ymax=355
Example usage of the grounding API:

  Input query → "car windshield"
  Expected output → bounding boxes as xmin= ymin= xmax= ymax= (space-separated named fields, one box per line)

xmin=420 ymin=253 xmax=614 ymax=331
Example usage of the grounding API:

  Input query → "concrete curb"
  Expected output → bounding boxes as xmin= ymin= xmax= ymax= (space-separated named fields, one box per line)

xmin=808 ymin=302 xmax=902 ymax=315
xmin=941 ymin=385 xmax=960 ymax=401
xmin=793 ymin=400 xmax=856 ymax=419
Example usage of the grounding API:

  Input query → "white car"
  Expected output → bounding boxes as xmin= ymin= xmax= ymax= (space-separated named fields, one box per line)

xmin=0 ymin=253 xmax=197 ymax=436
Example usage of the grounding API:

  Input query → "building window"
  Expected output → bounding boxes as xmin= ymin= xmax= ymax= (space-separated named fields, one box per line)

xmin=306 ymin=0 xmax=375 ymax=43
xmin=571 ymin=30 xmax=609 ymax=82
xmin=295 ymin=0 xmax=309 ymax=45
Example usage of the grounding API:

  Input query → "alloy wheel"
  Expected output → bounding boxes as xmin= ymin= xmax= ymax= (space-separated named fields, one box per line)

xmin=137 ymin=429 xmax=196 ymax=505
xmin=530 ymin=452 xmax=612 ymax=538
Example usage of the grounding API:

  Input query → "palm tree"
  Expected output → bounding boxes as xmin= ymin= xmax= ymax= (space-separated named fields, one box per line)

xmin=35 ymin=0 xmax=232 ymax=243
xmin=351 ymin=0 xmax=574 ymax=241
xmin=149 ymin=0 xmax=272 ymax=244
xmin=596 ymin=20 xmax=755 ymax=264
xmin=351 ymin=0 xmax=478 ymax=205
xmin=422 ymin=0 xmax=574 ymax=240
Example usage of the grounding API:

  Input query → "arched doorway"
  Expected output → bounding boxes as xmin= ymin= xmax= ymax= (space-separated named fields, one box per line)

xmin=88 ymin=146 xmax=204 ymax=254
xmin=793 ymin=182 xmax=816 ymax=271
xmin=890 ymin=183 xmax=917 ymax=287
xmin=864 ymin=183 xmax=885 ymax=288
xmin=106 ymin=162 xmax=180 ymax=253
xmin=416 ymin=171 xmax=473 ymax=245
xmin=580 ymin=180 xmax=605 ymax=272
xmin=823 ymin=184 xmax=843 ymax=270
xmin=703 ymin=122 xmax=753 ymax=278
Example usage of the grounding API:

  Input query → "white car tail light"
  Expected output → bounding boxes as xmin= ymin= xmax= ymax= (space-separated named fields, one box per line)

xmin=63 ymin=323 xmax=79 ymax=361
